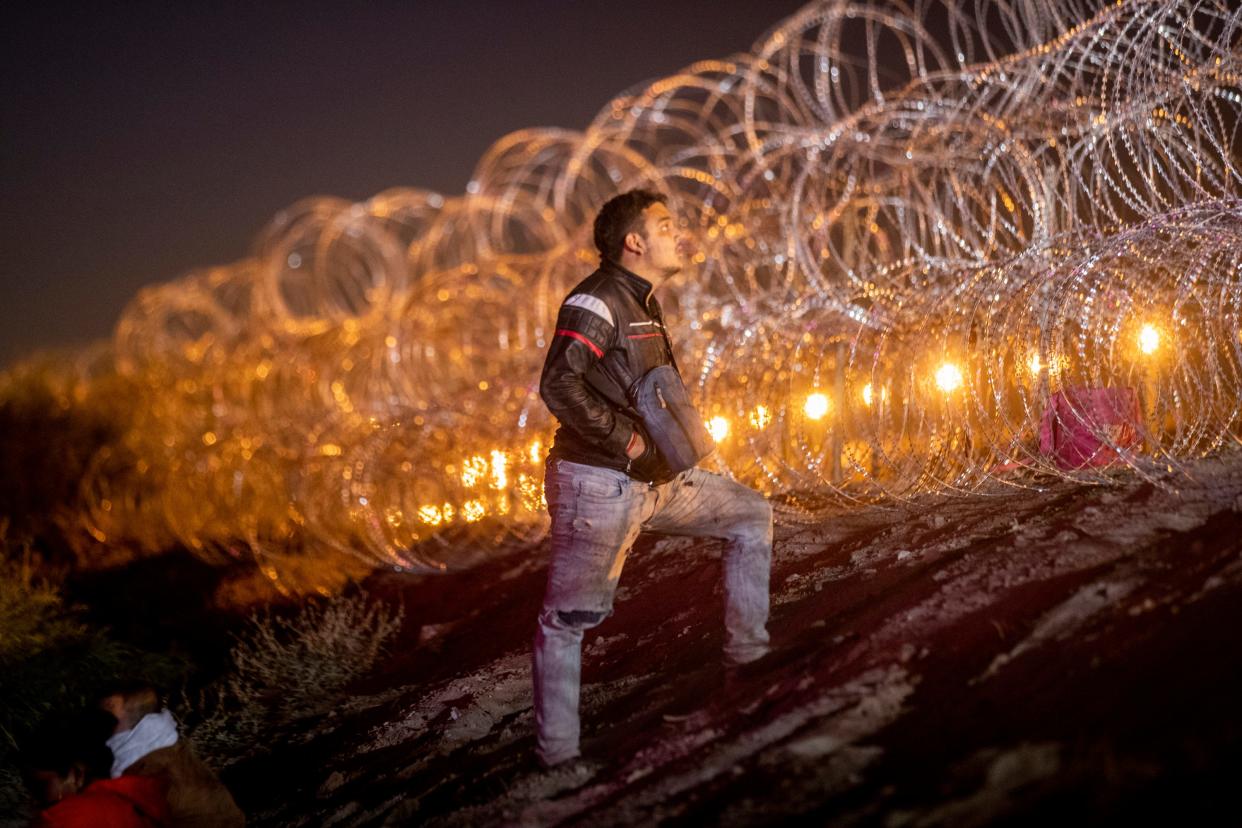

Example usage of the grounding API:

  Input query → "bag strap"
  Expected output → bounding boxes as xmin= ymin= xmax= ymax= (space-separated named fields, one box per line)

xmin=647 ymin=298 xmax=683 ymax=378
xmin=581 ymin=288 xmax=682 ymax=421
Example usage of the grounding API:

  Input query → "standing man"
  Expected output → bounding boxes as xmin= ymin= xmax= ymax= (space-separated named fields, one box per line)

xmin=533 ymin=189 xmax=772 ymax=768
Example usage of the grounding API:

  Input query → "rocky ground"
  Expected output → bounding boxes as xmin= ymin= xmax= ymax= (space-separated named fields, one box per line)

xmin=225 ymin=452 xmax=1242 ymax=826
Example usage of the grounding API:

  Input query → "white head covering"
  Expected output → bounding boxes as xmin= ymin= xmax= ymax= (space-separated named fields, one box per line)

xmin=106 ymin=708 xmax=179 ymax=777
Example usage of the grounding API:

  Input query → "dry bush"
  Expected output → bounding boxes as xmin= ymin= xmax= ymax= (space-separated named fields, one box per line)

xmin=0 ymin=528 xmax=185 ymax=822
xmin=0 ymin=364 xmax=124 ymax=558
xmin=186 ymin=589 xmax=403 ymax=767
xmin=0 ymin=763 xmax=28 ymax=828
xmin=0 ymin=533 xmax=184 ymax=745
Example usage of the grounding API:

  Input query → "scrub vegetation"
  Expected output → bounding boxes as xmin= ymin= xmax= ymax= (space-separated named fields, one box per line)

xmin=0 ymin=529 xmax=185 ymax=823
xmin=185 ymin=590 xmax=404 ymax=768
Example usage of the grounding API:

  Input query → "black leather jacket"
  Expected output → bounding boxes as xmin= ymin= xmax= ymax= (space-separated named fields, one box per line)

xmin=539 ymin=259 xmax=680 ymax=482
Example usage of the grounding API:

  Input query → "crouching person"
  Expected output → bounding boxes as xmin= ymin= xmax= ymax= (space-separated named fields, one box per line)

xmin=24 ymin=708 xmax=170 ymax=828
xmin=99 ymin=682 xmax=245 ymax=828
xmin=532 ymin=190 xmax=773 ymax=768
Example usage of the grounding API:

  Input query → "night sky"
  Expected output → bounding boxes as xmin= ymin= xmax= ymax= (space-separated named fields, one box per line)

xmin=1 ymin=0 xmax=808 ymax=367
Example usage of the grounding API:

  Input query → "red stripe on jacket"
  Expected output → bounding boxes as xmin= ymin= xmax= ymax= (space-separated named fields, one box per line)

xmin=555 ymin=329 xmax=603 ymax=357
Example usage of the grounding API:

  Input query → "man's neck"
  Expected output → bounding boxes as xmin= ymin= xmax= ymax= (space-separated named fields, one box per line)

xmin=616 ymin=257 xmax=664 ymax=291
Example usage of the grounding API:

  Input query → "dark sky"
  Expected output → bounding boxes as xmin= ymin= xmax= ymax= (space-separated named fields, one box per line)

xmin=1 ymin=0 xmax=808 ymax=366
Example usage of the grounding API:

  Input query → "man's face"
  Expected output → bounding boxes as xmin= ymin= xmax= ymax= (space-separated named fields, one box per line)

xmin=634 ymin=202 xmax=687 ymax=278
xmin=30 ymin=767 xmax=84 ymax=806
xmin=99 ymin=694 xmax=133 ymax=733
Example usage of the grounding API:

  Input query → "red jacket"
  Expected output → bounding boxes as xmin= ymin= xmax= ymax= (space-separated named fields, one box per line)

xmin=38 ymin=775 xmax=170 ymax=828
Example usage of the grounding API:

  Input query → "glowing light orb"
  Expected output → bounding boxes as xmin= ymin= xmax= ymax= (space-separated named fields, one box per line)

xmin=1138 ymin=324 xmax=1160 ymax=355
xmin=417 ymin=504 xmax=443 ymax=526
xmin=749 ymin=405 xmax=772 ymax=429
xmin=460 ymin=455 xmax=488 ymax=488
xmin=935 ymin=363 xmax=963 ymax=393
xmin=462 ymin=499 xmax=485 ymax=523
xmin=706 ymin=416 xmax=730 ymax=442
xmin=803 ymin=392 xmax=830 ymax=420
xmin=489 ymin=449 xmax=507 ymax=489
xmin=862 ymin=384 xmax=873 ymax=407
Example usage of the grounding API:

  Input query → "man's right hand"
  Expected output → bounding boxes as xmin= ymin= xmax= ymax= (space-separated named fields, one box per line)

xmin=626 ymin=430 xmax=646 ymax=459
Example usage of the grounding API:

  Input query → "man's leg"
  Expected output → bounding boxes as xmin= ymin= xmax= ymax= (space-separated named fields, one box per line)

xmin=645 ymin=468 xmax=773 ymax=664
xmin=533 ymin=607 xmax=607 ymax=766
xmin=533 ymin=460 xmax=645 ymax=766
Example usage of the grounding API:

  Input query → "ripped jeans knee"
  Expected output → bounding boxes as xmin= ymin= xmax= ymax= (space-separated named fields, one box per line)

xmin=540 ymin=607 xmax=610 ymax=632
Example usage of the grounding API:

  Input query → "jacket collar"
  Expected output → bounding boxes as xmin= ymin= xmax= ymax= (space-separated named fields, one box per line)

xmin=601 ymin=258 xmax=655 ymax=306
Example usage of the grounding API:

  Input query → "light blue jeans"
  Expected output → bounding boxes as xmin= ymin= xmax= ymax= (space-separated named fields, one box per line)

xmin=532 ymin=458 xmax=772 ymax=766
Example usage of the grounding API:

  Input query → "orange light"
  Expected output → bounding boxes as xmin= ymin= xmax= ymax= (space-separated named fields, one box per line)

xmin=804 ymin=392 xmax=830 ymax=420
xmin=461 ymin=455 xmax=488 ymax=488
xmin=1138 ymin=324 xmax=1160 ymax=355
xmin=489 ymin=449 xmax=508 ymax=489
xmin=935 ymin=363 xmax=963 ymax=393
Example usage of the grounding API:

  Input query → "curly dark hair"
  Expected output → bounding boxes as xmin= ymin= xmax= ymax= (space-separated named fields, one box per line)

xmin=22 ymin=708 xmax=117 ymax=784
xmin=592 ymin=189 xmax=666 ymax=262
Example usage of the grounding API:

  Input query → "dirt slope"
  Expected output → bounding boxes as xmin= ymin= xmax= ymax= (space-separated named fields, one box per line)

xmin=227 ymin=453 xmax=1242 ymax=826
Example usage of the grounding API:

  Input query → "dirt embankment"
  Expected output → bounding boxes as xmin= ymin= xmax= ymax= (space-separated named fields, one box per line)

xmin=227 ymin=454 xmax=1242 ymax=826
